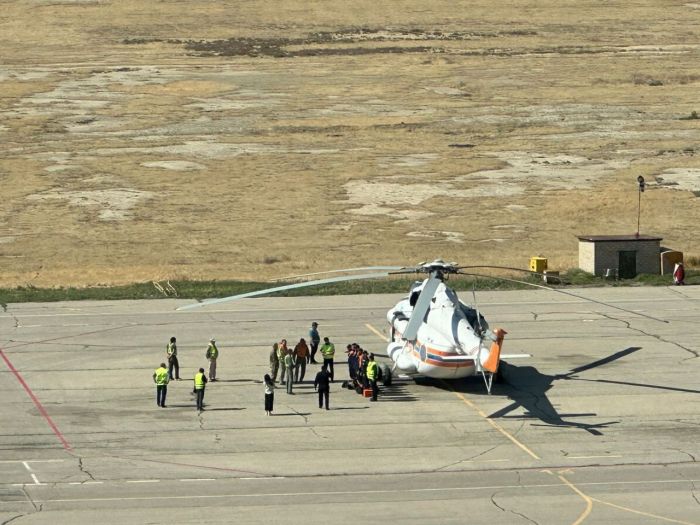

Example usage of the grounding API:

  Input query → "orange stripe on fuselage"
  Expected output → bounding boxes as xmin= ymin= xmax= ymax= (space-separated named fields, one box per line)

xmin=424 ymin=356 xmax=476 ymax=368
xmin=399 ymin=336 xmax=476 ymax=368
xmin=410 ymin=339 xmax=467 ymax=357
xmin=410 ymin=348 xmax=475 ymax=369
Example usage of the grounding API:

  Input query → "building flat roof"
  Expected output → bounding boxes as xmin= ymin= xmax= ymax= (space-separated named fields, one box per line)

xmin=577 ymin=234 xmax=663 ymax=242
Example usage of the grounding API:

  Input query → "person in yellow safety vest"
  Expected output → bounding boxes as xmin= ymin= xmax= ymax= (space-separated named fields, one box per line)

xmin=319 ymin=337 xmax=336 ymax=382
xmin=166 ymin=336 xmax=180 ymax=380
xmin=194 ymin=367 xmax=208 ymax=411
xmin=366 ymin=353 xmax=379 ymax=402
xmin=205 ymin=338 xmax=219 ymax=381
xmin=153 ymin=362 xmax=170 ymax=408
xmin=277 ymin=339 xmax=289 ymax=385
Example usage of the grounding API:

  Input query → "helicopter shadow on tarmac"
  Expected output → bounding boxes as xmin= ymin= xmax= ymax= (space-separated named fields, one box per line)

xmin=425 ymin=347 xmax=666 ymax=436
xmin=379 ymin=379 xmax=420 ymax=402
xmin=491 ymin=346 xmax=698 ymax=435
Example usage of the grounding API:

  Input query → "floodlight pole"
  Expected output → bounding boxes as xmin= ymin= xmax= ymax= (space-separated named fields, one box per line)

xmin=636 ymin=175 xmax=645 ymax=237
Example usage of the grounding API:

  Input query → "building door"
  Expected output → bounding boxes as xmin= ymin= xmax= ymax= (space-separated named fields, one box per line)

xmin=618 ymin=250 xmax=637 ymax=278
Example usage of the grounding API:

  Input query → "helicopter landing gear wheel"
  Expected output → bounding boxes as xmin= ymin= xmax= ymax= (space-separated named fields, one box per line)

xmin=379 ymin=364 xmax=392 ymax=386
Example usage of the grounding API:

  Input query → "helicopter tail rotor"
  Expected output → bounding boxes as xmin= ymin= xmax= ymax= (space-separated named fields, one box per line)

xmin=476 ymin=328 xmax=507 ymax=394
xmin=481 ymin=328 xmax=507 ymax=374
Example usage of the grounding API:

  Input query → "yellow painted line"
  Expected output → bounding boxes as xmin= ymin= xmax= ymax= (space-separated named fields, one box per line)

xmin=366 ymin=323 xmax=389 ymax=342
xmin=365 ymin=322 xmax=540 ymax=460
xmin=452 ymin=391 xmax=541 ymax=460
xmin=556 ymin=474 xmax=593 ymax=525
xmin=552 ymin=471 xmax=698 ymax=525
xmin=591 ymin=497 xmax=698 ymax=525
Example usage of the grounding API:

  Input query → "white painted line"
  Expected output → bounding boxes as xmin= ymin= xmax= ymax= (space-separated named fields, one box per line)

xmin=22 ymin=461 xmax=32 ymax=472
xmin=180 ymin=478 xmax=215 ymax=482
xmin=30 ymin=474 xmax=42 ymax=485
xmin=457 ymin=459 xmax=510 ymax=464
xmin=126 ymin=480 xmax=160 ymax=483
xmin=0 ymin=460 xmax=65 ymax=464
xmin=28 ymin=478 xmax=700 ymax=504
xmin=568 ymin=455 xmax=623 ymax=459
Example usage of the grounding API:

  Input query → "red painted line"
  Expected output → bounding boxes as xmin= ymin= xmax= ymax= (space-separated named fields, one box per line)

xmin=0 ymin=348 xmax=72 ymax=451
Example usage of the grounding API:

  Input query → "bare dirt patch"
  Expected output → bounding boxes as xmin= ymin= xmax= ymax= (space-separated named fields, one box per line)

xmin=1 ymin=1 xmax=699 ymax=287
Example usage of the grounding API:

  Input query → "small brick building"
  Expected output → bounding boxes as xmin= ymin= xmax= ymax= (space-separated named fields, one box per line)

xmin=577 ymin=234 xmax=662 ymax=278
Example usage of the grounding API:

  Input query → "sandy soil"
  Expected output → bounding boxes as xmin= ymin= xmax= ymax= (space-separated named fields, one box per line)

xmin=1 ymin=1 xmax=699 ymax=287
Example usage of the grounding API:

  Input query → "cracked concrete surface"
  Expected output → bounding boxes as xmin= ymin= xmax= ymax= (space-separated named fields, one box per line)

xmin=76 ymin=457 xmax=96 ymax=482
xmin=0 ymin=288 xmax=699 ymax=522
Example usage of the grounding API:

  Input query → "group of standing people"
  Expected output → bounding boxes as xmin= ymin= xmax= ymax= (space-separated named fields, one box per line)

xmin=264 ymin=321 xmax=340 ymax=414
xmin=153 ymin=336 xmax=220 ymax=412
xmin=346 ymin=343 xmax=380 ymax=401
xmin=152 ymin=322 xmax=381 ymax=417
xmin=268 ymin=322 xmax=337 ymax=389
xmin=269 ymin=338 xmax=308 ymax=394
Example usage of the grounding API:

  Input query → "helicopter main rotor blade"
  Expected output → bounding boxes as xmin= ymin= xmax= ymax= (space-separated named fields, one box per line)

xmin=271 ymin=266 xmax=406 ymax=282
xmin=471 ymin=281 xmax=484 ymax=335
xmin=457 ymin=265 xmax=544 ymax=276
xmin=563 ymin=346 xmax=641 ymax=376
xmin=176 ymin=272 xmax=394 ymax=311
xmin=402 ymin=275 xmax=441 ymax=341
xmin=456 ymin=271 xmax=669 ymax=324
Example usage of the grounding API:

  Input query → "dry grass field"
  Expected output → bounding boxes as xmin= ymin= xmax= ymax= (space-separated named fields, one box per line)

xmin=1 ymin=1 xmax=699 ymax=287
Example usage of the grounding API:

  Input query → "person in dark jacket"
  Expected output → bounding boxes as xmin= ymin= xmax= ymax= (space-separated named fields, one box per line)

xmin=314 ymin=364 xmax=332 ymax=410
xmin=166 ymin=336 xmax=180 ymax=381
xmin=309 ymin=322 xmax=320 ymax=364
xmin=346 ymin=344 xmax=355 ymax=380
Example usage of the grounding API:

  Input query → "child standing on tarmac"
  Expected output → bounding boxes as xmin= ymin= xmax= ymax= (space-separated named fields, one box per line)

xmin=264 ymin=374 xmax=275 ymax=415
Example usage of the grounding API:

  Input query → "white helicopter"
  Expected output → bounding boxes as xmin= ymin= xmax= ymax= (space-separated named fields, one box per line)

xmin=177 ymin=259 xmax=531 ymax=394
xmin=384 ymin=260 xmax=525 ymax=393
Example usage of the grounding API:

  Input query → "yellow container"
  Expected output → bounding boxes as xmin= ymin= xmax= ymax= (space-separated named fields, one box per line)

xmin=529 ymin=256 xmax=548 ymax=273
